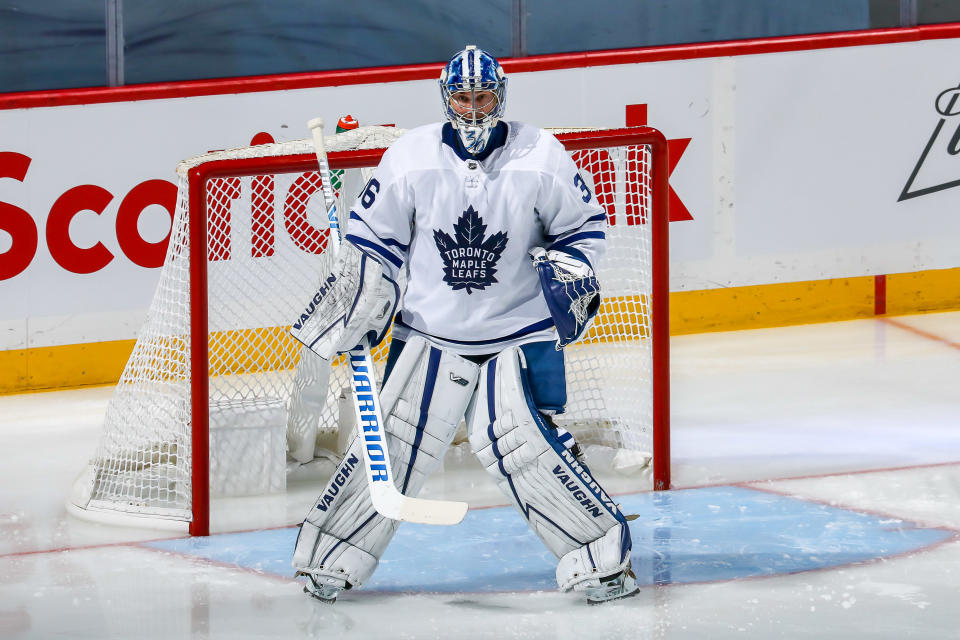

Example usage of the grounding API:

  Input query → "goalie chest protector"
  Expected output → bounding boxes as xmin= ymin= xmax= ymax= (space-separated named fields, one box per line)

xmin=344 ymin=121 xmax=606 ymax=356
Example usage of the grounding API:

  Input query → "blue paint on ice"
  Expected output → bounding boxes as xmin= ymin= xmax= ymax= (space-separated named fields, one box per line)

xmin=145 ymin=486 xmax=952 ymax=592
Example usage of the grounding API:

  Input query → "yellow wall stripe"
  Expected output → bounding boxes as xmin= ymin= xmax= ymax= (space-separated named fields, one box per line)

xmin=670 ymin=276 xmax=879 ymax=335
xmin=0 ymin=339 xmax=135 ymax=393
xmin=2 ymin=266 xmax=958 ymax=394
xmin=886 ymin=268 xmax=960 ymax=315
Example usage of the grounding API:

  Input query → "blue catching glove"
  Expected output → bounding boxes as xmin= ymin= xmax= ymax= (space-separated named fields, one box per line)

xmin=530 ymin=247 xmax=601 ymax=349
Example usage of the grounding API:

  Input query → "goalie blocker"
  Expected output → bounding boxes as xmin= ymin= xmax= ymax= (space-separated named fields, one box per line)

xmin=290 ymin=241 xmax=399 ymax=360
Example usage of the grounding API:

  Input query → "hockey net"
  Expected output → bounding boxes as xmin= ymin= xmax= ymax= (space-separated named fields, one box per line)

xmin=68 ymin=125 xmax=669 ymax=535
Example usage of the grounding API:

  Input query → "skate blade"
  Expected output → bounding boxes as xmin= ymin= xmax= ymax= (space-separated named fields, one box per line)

xmin=586 ymin=583 xmax=640 ymax=606
xmin=304 ymin=584 xmax=339 ymax=604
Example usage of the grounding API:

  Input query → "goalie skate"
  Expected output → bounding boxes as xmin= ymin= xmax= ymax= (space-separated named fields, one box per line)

xmin=302 ymin=573 xmax=346 ymax=604
xmin=584 ymin=567 xmax=640 ymax=605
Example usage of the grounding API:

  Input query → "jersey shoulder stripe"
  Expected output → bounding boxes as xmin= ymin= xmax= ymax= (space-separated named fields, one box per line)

xmin=346 ymin=234 xmax=404 ymax=269
xmin=549 ymin=231 xmax=606 ymax=252
xmin=348 ymin=212 xmax=409 ymax=251
xmin=544 ymin=213 xmax=607 ymax=242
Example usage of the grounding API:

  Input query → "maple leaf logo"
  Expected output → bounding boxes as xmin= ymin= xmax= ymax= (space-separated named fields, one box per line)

xmin=432 ymin=206 xmax=508 ymax=294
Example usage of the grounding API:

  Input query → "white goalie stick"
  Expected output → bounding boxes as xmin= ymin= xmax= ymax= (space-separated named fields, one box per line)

xmin=307 ymin=117 xmax=468 ymax=526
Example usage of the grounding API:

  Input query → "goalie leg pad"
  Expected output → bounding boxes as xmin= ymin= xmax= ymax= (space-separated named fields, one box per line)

xmin=466 ymin=346 xmax=632 ymax=590
xmin=290 ymin=241 xmax=400 ymax=360
xmin=556 ymin=522 xmax=634 ymax=592
xmin=293 ymin=336 xmax=480 ymax=587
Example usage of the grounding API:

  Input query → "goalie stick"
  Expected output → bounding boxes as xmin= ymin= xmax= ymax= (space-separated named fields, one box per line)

xmin=307 ymin=117 xmax=468 ymax=526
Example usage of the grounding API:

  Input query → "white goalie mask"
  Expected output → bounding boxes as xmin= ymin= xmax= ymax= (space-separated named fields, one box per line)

xmin=438 ymin=45 xmax=508 ymax=155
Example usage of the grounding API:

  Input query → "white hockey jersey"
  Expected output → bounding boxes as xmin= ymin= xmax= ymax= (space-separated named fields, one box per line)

xmin=344 ymin=121 xmax=606 ymax=355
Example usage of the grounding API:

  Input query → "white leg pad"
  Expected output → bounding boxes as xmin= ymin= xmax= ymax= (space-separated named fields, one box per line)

xmin=293 ymin=519 xmax=379 ymax=591
xmin=555 ymin=522 xmax=632 ymax=591
xmin=466 ymin=346 xmax=632 ymax=590
xmin=292 ymin=336 xmax=479 ymax=587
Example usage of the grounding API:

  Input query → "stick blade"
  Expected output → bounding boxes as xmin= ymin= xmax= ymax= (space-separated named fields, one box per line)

xmin=400 ymin=497 xmax=469 ymax=526
xmin=371 ymin=487 xmax=468 ymax=525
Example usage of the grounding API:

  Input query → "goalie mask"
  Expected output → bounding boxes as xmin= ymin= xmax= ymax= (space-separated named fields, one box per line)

xmin=439 ymin=45 xmax=507 ymax=155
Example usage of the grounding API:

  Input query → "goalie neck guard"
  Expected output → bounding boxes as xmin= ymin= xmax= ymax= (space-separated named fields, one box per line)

xmin=438 ymin=45 xmax=507 ymax=156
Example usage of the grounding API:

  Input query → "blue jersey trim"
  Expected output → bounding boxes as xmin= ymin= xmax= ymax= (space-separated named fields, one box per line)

xmin=543 ymin=213 xmax=606 ymax=242
xmin=349 ymin=212 xmax=410 ymax=252
xmin=394 ymin=316 xmax=554 ymax=346
xmin=544 ymin=245 xmax=592 ymax=272
xmin=441 ymin=121 xmax=508 ymax=162
xmin=549 ymin=231 xmax=605 ymax=252
xmin=346 ymin=234 xmax=404 ymax=270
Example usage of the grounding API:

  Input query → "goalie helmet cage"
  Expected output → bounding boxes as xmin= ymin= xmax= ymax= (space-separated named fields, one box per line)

xmin=68 ymin=125 xmax=670 ymax=536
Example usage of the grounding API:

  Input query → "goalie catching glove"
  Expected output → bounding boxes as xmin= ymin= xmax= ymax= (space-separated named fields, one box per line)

xmin=290 ymin=241 xmax=400 ymax=360
xmin=530 ymin=247 xmax=601 ymax=349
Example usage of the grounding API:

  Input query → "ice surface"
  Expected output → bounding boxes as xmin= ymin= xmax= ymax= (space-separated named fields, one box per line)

xmin=2 ymin=312 xmax=959 ymax=638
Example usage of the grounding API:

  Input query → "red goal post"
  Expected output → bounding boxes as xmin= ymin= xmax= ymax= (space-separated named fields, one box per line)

xmin=68 ymin=125 xmax=670 ymax=536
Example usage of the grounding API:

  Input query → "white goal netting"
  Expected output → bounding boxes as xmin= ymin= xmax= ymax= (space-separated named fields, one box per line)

xmin=69 ymin=125 xmax=661 ymax=530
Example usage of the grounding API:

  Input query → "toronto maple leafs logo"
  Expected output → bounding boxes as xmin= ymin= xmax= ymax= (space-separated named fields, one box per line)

xmin=433 ymin=206 xmax=508 ymax=294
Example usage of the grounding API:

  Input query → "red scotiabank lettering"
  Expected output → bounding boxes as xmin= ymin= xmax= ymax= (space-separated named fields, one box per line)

xmin=207 ymin=131 xmax=328 ymax=262
xmin=0 ymin=152 xmax=38 ymax=280
xmin=205 ymin=169 xmax=334 ymax=262
xmin=47 ymin=185 xmax=114 ymax=273
xmin=251 ymin=174 xmax=275 ymax=258
xmin=284 ymin=171 xmax=328 ymax=254
xmin=207 ymin=177 xmax=239 ymax=261
xmin=0 ymin=150 xmax=178 ymax=280
xmin=571 ymin=149 xmax=646 ymax=225
xmin=251 ymin=131 xmax=278 ymax=258
xmin=116 ymin=179 xmax=177 ymax=268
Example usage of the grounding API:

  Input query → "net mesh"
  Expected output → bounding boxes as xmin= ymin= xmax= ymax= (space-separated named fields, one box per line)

xmin=557 ymin=145 xmax=652 ymax=452
xmin=71 ymin=126 xmax=655 ymax=523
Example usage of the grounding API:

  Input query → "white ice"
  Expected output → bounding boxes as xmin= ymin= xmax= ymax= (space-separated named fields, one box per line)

xmin=1 ymin=312 xmax=959 ymax=639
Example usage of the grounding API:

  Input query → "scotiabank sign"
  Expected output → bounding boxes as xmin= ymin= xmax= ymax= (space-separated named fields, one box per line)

xmin=0 ymin=152 xmax=176 ymax=281
xmin=4 ymin=31 xmax=960 ymax=355
xmin=0 ymin=121 xmax=678 ymax=282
